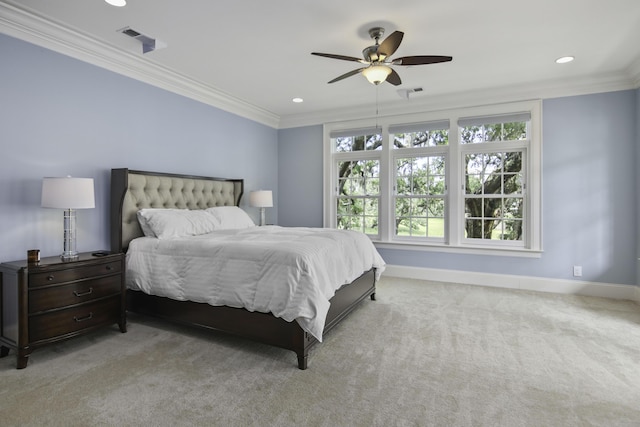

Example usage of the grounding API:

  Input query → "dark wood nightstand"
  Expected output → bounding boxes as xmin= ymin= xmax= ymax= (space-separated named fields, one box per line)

xmin=0 ymin=252 xmax=126 ymax=369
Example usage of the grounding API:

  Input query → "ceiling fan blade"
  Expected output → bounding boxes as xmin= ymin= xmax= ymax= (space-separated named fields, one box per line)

xmin=393 ymin=55 xmax=453 ymax=66
xmin=377 ymin=31 xmax=404 ymax=58
xmin=386 ymin=68 xmax=402 ymax=86
xmin=328 ymin=68 xmax=366 ymax=84
xmin=311 ymin=52 xmax=365 ymax=63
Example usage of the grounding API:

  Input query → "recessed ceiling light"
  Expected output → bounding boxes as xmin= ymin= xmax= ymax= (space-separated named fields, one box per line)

xmin=105 ymin=0 xmax=126 ymax=6
xmin=555 ymin=56 xmax=575 ymax=64
xmin=292 ymin=98 xmax=303 ymax=103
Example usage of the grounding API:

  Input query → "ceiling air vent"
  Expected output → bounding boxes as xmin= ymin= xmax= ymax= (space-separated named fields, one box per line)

xmin=397 ymin=87 xmax=424 ymax=99
xmin=118 ymin=26 xmax=166 ymax=54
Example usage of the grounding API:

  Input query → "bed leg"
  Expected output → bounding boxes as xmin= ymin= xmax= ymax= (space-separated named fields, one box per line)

xmin=297 ymin=353 xmax=308 ymax=370
xmin=370 ymin=292 xmax=376 ymax=301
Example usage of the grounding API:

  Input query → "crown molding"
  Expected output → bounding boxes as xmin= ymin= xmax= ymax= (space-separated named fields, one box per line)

xmin=627 ymin=57 xmax=640 ymax=88
xmin=279 ymin=71 xmax=639 ymax=129
xmin=2 ymin=2 xmax=638 ymax=131
xmin=0 ymin=2 xmax=280 ymax=129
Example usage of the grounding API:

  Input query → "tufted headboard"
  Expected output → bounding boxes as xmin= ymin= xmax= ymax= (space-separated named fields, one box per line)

xmin=110 ymin=168 xmax=244 ymax=252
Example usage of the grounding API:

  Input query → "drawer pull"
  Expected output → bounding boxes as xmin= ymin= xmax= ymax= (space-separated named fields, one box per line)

xmin=106 ymin=265 xmax=113 ymax=271
xmin=47 ymin=275 xmax=55 ymax=281
xmin=73 ymin=287 xmax=93 ymax=297
xmin=73 ymin=312 xmax=93 ymax=323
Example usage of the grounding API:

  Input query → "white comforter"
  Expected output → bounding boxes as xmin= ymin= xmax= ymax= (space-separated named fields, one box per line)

xmin=126 ymin=226 xmax=385 ymax=341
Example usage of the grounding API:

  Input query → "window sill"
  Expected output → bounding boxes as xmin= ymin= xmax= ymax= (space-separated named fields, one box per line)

xmin=372 ymin=240 xmax=543 ymax=258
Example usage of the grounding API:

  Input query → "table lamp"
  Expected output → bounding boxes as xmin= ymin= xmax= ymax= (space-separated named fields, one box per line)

xmin=249 ymin=190 xmax=273 ymax=226
xmin=41 ymin=176 xmax=95 ymax=260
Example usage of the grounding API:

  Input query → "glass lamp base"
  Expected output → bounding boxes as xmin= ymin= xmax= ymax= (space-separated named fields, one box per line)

xmin=61 ymin=251 xmax=79 ymax=260
xmin=62 ymin=209 xmax=78 ymax=260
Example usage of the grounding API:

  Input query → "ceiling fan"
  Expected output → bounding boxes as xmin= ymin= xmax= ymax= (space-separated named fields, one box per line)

xmin=311 ymin=27 xmax=452 ymax=86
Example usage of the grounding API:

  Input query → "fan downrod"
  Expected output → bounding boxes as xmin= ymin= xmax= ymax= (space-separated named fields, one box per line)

xmin=368 ymin=27 xmax=385 ymax=42
xmin=363 ymin=27 xmax=386 ymax=62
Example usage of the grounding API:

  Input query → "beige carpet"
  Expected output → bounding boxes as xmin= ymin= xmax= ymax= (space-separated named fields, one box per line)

xmin=1 ymin=277 xmax=639 ymax=427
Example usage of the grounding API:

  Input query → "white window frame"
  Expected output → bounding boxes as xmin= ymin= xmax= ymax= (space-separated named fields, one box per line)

xmin=333 ymin=150 xmax=382 ymax=240
xmin=323 ymin=100 xmax=542 ymax=257
xmin=391 ymin=139 xmax=449 ymax=244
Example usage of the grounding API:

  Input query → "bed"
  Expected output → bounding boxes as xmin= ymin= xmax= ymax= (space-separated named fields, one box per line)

xmin=110 ymin=168 xmax=384 ymax=369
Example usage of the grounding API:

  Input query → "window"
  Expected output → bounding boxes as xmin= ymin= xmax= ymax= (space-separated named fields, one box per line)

xmin=331 ymin=129 xmax=382 ymax=237
xmin=390 ymin=121 xmax=449 ymax=241
xmin=459 ymin=113 xmax=530 ymax=245
xmin=324 ymin=101 xmax=542 ymax=256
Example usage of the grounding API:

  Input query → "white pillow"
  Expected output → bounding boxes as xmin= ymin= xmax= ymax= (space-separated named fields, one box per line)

xmin=206 ymin=206 xmax=255 ymax=230
xmin=137 ymin=209 xmax=162 ymax=237
xmin=137 ymin=208 xmax=221 ymax=239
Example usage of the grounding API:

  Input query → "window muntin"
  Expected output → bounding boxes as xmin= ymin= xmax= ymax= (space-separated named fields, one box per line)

xmin=335 ymin=133 xmax=382 ymax=152
xmin=390 ymin=121 xmax=449 ymax=149
xmin=333 ymin=130 xmax=382 ymax=236
xmin=392 ymin=130 xmax=449 ymax=148
xmin=394 ymin=155 xmax=446 ymax=239
xmin=463 ymin=151 xmax=524 ymax=242
xmin=336 ymin=159 xmax=380 ymax=235
xmin=459 ymin=113 xmax=529 ymax=144
xmin=324 ymin=102 xmax=541 ymax=254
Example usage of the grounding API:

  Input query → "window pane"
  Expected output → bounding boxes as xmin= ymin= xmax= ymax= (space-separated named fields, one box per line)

xmin=396 ymin=217 xmax=411 ymax=236
xmin=396 ymin=198 xmax=410 ymax=217
xmin=504 ymin=198 xmax=523 ymax=219
xmin=484 ymin=219 xmax=499 ymax=239
xmin=366 ymin=178 xmax=379 ymax=194
xmin=503 ymin=173 xmax=522 ymax=194
xmin=396 ymin=177 xmax=411 ymax=195
xmin=336 ymin=137 xmax=353 ymax=152
xmin=466 ymin=176 xmax=481 ymax=194
xmin=364 ymin=215 xmax=378 ymax=234
xmin=413 ymin=198 xmax=427 ymax=216
xmin=502 ymin=220 xmax=523 ymax=241
xmin=365 ymin=198 xmax=378 ymax=216
xmin=429 ymin=198 xmax=445 ymax=217
xmin=427 ymin=218 xmax=443 ymax=238
xmin=483 ymin=198 xmax=499 ymax=218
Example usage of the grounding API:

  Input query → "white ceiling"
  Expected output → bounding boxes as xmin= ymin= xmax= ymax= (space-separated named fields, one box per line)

xmin=2 ymin=0 xmax=640 ymax=128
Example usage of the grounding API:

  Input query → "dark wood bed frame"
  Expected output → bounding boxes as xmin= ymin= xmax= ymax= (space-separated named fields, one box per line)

xmin=110 ymin=168 xmax=377 ymax=369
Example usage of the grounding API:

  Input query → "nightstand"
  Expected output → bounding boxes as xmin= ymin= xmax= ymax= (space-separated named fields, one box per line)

xmin=0 ymin=252 xmax=126 ymax=369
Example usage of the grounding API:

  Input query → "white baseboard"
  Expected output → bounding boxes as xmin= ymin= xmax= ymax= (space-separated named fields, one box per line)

xmin=383 ymin=265 xmax=640 ymax=302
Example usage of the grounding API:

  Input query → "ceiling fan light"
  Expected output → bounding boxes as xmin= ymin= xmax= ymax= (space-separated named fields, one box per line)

xmin=362 ymin=65 xmax=392 ymax=85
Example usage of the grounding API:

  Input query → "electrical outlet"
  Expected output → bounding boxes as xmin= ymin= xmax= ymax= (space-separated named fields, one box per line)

xmin=573 ymin=265 xmax=582 ymax=277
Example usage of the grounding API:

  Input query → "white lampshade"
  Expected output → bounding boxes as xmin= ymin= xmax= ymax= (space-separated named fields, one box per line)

xmin=249 ymin=190 xmax=273 ymax=208
xmin=362 ymin=65 xmax=392 ymax=85
xmin=42 ymin=177 xmax=95 ymax=209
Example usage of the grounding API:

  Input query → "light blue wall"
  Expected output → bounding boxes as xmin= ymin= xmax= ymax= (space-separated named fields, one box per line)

xmin=2 ymin=33 xmax=637 ymax=287
xmin=278 ymin=91 xmax=639 ymax=286
xmin=0 ymin=34 xmax=278 ymax=262
xmin=277 ymin=125 xmax=323 ymax=227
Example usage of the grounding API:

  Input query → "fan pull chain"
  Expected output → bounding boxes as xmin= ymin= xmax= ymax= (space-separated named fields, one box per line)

xmin=375 ymin=85 xmax=380 ymax=133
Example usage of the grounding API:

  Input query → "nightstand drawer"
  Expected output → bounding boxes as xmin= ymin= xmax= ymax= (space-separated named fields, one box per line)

xmin=29 ymin=297 xmax=121 ymax=343
xmin=29 ymin=260 xmax=122 ymax=288
xmin=29 ymin=275 xmax=122 ymax=313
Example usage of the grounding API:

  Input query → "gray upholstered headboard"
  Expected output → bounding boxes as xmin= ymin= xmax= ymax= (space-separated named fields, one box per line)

xmin=110 ymin=168 xmax=244 ymax=252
